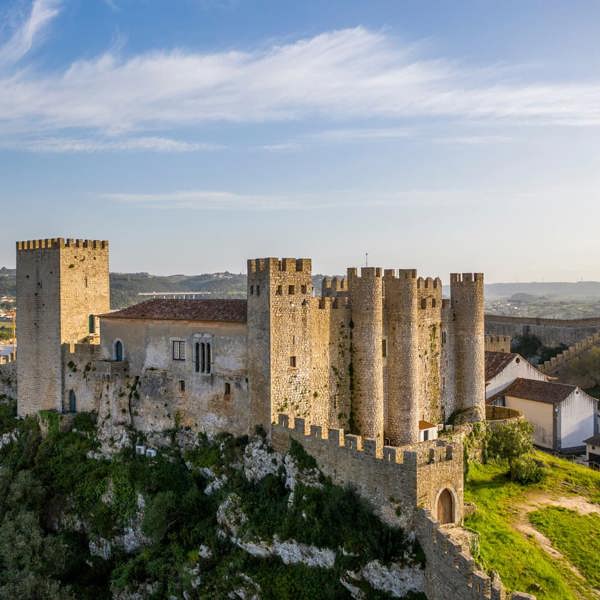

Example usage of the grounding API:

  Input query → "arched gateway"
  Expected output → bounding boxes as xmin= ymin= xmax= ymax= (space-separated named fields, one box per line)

xmin=437 ymin=488 xmax=454 ymax=524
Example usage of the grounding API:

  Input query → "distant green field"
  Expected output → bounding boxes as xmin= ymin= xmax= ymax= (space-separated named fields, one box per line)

xmin=465 ymin=452 xmax=600 ymax=600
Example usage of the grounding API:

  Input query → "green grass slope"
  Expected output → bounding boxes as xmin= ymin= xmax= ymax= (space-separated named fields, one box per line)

xmin=465 ymin=451 xmax=600 ymax=600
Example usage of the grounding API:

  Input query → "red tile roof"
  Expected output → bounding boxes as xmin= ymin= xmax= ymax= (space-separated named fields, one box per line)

xmin=502 ymin=378 xmax=576 ymax=404
xmin=101 ymin=299 xmax=247 ymax=323
xmin=485 ymin=351 xmax=518 ymax=381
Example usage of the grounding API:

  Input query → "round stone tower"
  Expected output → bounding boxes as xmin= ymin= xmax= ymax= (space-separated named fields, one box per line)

xmin=348 ymin=267 xmax=384 ymax=445
xmin=450 ymin=273 xmax=485 ymax=422
xmin=384 ymin=269 xmax=419 ymax=446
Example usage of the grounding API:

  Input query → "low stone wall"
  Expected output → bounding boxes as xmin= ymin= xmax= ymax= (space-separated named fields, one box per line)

xmin=485 ymin=315 xmax=600 ymax=348
xmin=0 ymin=352 xmax=16 ymax=399
xmin=415 ymin=510 xmax=535 ymax=600
xmin=271 ymin=413 xmax=463 ymax=528
xmin=540 ymin=332 xmax=600 ymax=380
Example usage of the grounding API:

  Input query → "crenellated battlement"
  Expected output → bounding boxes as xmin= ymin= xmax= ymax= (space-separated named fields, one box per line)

xmin=275 ymin=413 xmax=457 ymax=469
xmin=347 ymin=266 xmax=382 ymax=280
xmin=321 ymin=276 xmax=347 ymax=297
xmin=61 ymin=342 xmax=102 ymax=359
xmin=450 ymin=272 xmax=484 ymax=285
xmin=383 ymin=268 xmax=417 ymax=280
xmin=247 ymin=257 xmax=311 ymax=274
xmin=16 ymin=238 xmax=108 ymax=251
xmin=417 ymin=276 xmax=442 ymax=289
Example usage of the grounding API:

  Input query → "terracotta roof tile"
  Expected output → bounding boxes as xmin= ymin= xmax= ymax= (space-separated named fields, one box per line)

xmin=101 ymin=299 xmax=247 ymax=323
xmin=485 ymin=351 xmax=518 ymax=381
xmin=502 ymin=378 xmax=575 ymax=404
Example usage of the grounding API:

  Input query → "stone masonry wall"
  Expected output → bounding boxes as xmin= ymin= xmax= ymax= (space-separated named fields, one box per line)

xmin=16 ymin=241 xmax=62 ymax=415
xmin=271 ymin=414 xmax=462 ymax=529
xmin=450 ymin=274 xmax=486 ymax=422
xmin=16 ymin=238 xmax=109 ymax=416
xmin=383 ymin=269 xmax=419 ymax=446
xmin=485 ymin=335 xmax=511 ymax=354
xmin=417 ymin=277 xmax=443 ymax=425
xmin=415 ymin=511 xmax=535 ymax=600
xmin=348 ymin=267 xmax=384 ymax=445
xmin=485 ymin=315 xmax=600 ymax=348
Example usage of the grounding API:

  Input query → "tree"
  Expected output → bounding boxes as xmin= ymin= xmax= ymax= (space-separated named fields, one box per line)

xmin=485 ymin=420 xmax=534 ymax=465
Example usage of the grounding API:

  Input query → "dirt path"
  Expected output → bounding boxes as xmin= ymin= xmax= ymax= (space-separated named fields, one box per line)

xmin=513 ymin=493 xmax=600 ymax=596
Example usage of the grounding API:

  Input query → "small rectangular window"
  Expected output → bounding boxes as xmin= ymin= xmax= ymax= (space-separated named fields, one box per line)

xmin=382 ymin=339 xmax=387 ymax=358
xmin=250 ymin=285 xmax=254 ymax=295
xmin=290 ymin=356 xmax=297 ymax=368
xmin=256 ymin=285 xmax=260 ymax=296
xmin=276 ymin=285 xmax=283 ymax=295
xmin=288 ymin=285 xmax=295 ymax=295
xmin=172 ymin=340 xmax=186 ymax=361
xmin=301 ymin=284 xmax=307 ymax=294
xmin=224 ymin=382 xmax=231 ymax=397
xmin=179 ymin=380 xmax=185 ymax=392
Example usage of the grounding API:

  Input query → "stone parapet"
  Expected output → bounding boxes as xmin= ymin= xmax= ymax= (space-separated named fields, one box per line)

xmin=415 ymin=510 xmax=535 ymax=600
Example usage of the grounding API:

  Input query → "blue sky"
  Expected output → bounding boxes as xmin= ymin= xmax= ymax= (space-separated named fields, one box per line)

xmin=2 ymin=0 xmax=600 ymax=281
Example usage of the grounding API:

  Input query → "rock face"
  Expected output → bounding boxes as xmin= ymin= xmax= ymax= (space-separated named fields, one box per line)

xmin=360 ymin=560 xmax=425 ymax=598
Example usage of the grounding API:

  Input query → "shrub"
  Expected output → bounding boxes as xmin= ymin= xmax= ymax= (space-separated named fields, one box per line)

xmin=485 ymin=420 xmax=533 ymax=464
xmin=510 ymin=455 xmax=545 ymax=484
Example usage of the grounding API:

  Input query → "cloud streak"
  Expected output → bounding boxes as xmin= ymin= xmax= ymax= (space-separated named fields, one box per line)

xmin=0 ymin=135 xmax=219 ymax=153
xmin=0 ymin=0 xmax=61 ymax=67
xmin=2 ymin=22 xmax=600 ymax=149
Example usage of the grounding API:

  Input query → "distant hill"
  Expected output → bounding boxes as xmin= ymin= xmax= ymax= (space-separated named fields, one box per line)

xmin=485 ymin=281 xmax=600 ymax=300
xmin=2 ymin=266 xmax=600 ymax=308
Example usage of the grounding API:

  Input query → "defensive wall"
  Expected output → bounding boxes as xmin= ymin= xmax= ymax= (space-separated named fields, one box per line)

xmin=540 ymin=332 xmax=600 ymax=383
xmin=271 ymin=413 xmax=464 ymax=529
xmin=485 ymin=314 xmax=600 ymax=347
xmin=416 ymin=511 xmax=535 ymax=600
xmin=272 ymin=413 xmax=534 ymax=600
xmin=485 ymin=335 xmax=511 ymax=353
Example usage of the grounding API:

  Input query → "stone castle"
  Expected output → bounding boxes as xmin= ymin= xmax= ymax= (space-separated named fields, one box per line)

xmin=15 ymin=239 xmax=485 ymax=445
xmin=7 ymin=237 xmax=534 ymax=600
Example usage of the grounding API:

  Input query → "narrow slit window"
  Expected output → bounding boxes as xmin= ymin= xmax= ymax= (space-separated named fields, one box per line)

xmin=224 ymin=382 xmax=231 ymax=397
xmin=195 ymin=342 xmax=201 ymax=372
xmin=382 ymin=339 xmax=387 ymax=358
xmin=179 ymin=380 xmax=185 ymax=393
xmin=290 ymin=356 xmax=297 ymax=368
xmin=288 ymin=285 xmax=295 ymax=295
xmin=206 ymin=343 xmax=211 ymax=373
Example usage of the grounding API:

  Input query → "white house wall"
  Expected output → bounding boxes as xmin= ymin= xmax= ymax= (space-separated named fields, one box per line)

xmin=486 ymin=357 xmax=548 ymax=399
xmin=559 ymin=390 xmax=597 ymax=451
xmin=505 ymin=396 xmax=554 ymax=449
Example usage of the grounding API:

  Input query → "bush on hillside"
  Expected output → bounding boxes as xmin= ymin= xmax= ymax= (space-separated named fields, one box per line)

xmin=509 ymin=455 xmax=545 ymax=484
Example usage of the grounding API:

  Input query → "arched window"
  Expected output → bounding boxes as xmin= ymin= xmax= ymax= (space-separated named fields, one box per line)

xmin=68 ymin=390 xmax=77 ymax=413
xmin=196 ymin=341 xmax=212 ymax=374
xmin=437 ymin=489 xmax=454 ymax=525
xmin=114 ymin=340 xmax=124 ymax=362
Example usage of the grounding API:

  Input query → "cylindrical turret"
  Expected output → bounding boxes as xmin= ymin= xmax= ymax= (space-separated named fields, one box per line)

xmin=450 ymin=273 xmax=485 ymax=421
xmin=384 ymin=269 xmax=419 ymax=445
xmin=348 ymin=267 xmax=384 ymax=445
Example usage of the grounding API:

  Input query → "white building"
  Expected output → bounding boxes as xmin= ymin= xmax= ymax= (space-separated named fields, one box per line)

xmin=485 ymin=351 xmax=549 ymax=400
xmin=497 ymin=378 xmax=598 ymax=453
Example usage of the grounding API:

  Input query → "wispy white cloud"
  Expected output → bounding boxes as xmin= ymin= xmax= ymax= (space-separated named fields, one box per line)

xmin=0 ymin=0 xmax=61 ymax=67
xmin=0 ymin=135 xmax=220 ymax=153
xmin=432 ymin=135 xmax=513 ymax=145
xmin=101 ymin=187 xmax=508 ymax=211
xmin=2 ymin=24 xmax=600 ymax=147
xmin=305 ymin=127 xmax=412 ymax=142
